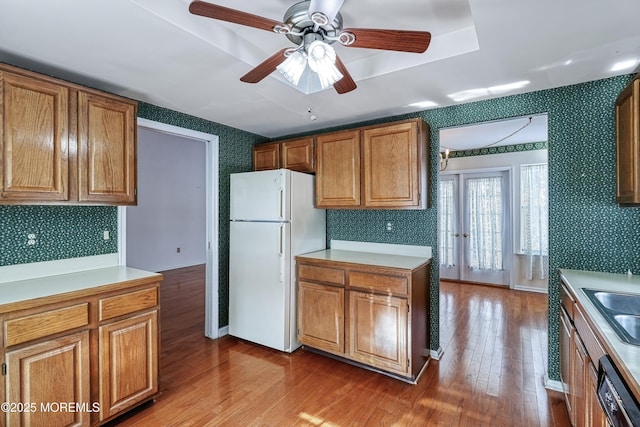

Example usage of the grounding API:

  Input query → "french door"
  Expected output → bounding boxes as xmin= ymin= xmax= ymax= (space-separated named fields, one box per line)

xmin=439 ymin=170 xmax=511 ymax=286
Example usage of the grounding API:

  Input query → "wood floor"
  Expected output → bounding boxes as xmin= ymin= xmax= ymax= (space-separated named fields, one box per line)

xmin=107 ymin=265 xmax=570 ymax=426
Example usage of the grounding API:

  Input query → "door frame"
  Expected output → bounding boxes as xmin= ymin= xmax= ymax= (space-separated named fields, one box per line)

xmin=439 ymin=166 xmax=514 ymax=287
xmin=118 ymin=118 xmax=220 ymax=339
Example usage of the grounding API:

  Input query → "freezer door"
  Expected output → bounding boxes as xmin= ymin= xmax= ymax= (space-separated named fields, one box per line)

xmin=230 ymin=170 xmax=290 ymax=221
xmin=229 ymin=221 xmax=293 ymax=351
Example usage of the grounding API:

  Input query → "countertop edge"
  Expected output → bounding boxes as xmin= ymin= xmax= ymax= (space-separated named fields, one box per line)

xmin=558 ymin=268 xmax=640 ymax=399
xmin=0 ymin=266 xmax=163 ymax=313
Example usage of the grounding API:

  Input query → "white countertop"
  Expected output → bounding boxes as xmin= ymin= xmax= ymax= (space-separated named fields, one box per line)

xmin=297 ymin=249 xmax=431 ymax=270
xmin=559 ymin=269 xmax=640 ymax=396
xmin=0 ymin=266 xmax=162 ymax=311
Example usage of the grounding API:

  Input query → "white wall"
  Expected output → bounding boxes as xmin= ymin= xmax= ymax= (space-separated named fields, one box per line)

xmin=126 ymin=127 xmax=206 ymax=272
xmin=444 ymin=148 xmax=549 ymax=292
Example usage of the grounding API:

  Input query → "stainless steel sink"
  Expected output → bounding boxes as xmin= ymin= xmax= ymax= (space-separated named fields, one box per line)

xmin=582 ymin=288 xmax=640 ymax=345
xmin=590 ymin=291 xmax=640 ymax=316
xmin=613 ymin=314 xmax=640 ymax=342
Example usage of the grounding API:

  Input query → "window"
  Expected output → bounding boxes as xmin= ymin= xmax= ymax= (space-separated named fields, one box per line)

xmin=520 ymin=163 xmax=548 ymax=279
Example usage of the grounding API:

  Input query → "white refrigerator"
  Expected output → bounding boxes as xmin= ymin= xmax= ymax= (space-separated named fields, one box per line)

xmin=229 ymin=169 xmax=326 ymax=352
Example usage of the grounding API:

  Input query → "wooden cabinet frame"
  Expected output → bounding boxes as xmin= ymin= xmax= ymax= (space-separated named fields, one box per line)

xmin=297 ymin=256 xmax=431 ymax=383
xmin=0 ymin=63 xmax=137 ymax=205
xmin=616 ymin=75 xmax=640 ymax=204
xmin=0 ymin=278 xmax=160 ymax=426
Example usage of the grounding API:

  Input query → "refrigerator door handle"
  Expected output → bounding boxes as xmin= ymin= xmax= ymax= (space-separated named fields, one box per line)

xmin=279 ymin=224 xmax=285 ymax=282
xmin=279 ymin=188 xmax=285 ymax=220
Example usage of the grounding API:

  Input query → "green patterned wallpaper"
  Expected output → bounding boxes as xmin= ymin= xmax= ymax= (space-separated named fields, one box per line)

xmin=0 ymin=205 xmax=118 ymax=265
xmin=311 ymin=74 xmax=635 ymax=380
xmin=450 ymin=141 xmax=548 ymax=158
xmin=1 ymin=68 xmax=635 ymax=382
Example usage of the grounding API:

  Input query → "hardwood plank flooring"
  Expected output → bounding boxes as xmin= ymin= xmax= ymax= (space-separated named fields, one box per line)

xmin=107 ymin=267 xmax=570 ymax=426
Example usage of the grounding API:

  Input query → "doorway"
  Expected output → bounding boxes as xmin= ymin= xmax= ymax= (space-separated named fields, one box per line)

xmin=439 ymin=170 xmax=511 ymax=286
xmin=438 ymin=114 xmax=549 ymax=291
xmin=118 ymin=118 xmax=220 ymax=339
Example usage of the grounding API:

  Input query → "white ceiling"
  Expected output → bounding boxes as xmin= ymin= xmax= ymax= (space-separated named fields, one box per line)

xmin=0 ymin=0 xmax=638 ymax=139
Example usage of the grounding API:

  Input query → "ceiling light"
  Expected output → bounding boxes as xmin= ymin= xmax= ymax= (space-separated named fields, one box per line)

xmin=447 ymin=81 xmax=530 ymax=102
xmin=277 ymin=41 xmax=343 ymax=90
xmin=277 ymin=50 xmax=307 ymax=86
xmin=306 ymin=41 xmax=343 ymax=89
xmin=610 ymin=59 xmax=639 ymax=72
xmin=409 ymin=100 xmax=438 ymax=108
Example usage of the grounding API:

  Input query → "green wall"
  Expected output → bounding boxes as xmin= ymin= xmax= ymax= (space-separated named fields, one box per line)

xmin=2 ymin=71 xmax=636 ymax=381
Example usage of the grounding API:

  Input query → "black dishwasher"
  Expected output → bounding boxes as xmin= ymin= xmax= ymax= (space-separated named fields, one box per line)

xmin=598 ymin=355 xmax=640 ymax=426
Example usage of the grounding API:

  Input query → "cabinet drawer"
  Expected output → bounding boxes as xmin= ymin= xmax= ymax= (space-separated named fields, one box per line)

xmin=574 ymin=304 xmax=606 ymax=364
xmin=561 ymin=283 xmax=575 ymax=320
xmin=4 ymin=303 xmax=89 ymax=347
xmin=349 ymin=271 xmax=408 ymax=296
xmin=99 ymin=287 xmax=158 ymax=321
xmin=298 ymin=264 xmax=345 ymax=286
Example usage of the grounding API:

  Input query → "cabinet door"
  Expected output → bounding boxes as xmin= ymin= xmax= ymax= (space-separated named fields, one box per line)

xmin=559 ymin=306 xmax=573 ymax=417
xmin=0 ymin=71 xmax=69 ymax=201
xmin=316 ymin=130 xmax=360 ymax=207
xmin=98 ymin=310 xmax=158 ymax=421
xmin=77 ymin=91 xmax=136 ymax=204
xmin=572 ymin=333 xmax=588 ymax=427
xmin=253 ymin=142 xmax=280 ymax=171
xmin=587 ymin=363 xmax=607 ymax=427
xmin=348 ymin=291 xmax=408 ymax=375
xmin=616 ymin=78 xmax=640 ymax=204
xmin=298 ymin=281 xmax=344 ymax=354
xmin=362 ymin=121 xmax=421 ymax=208
xmin=5 ymin=331 xmax=90 ymax=427
xmin=281 ymin=137 xmax=315 ymax=172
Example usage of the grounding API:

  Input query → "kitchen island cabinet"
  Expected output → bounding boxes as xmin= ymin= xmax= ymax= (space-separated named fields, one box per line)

xmin=0 ymin=63 xmax=137 ymax=205
xmin=296 ymin=249 xmax=431 ymax=383
xmin=0 ymin=267 xmax=161 ymax=426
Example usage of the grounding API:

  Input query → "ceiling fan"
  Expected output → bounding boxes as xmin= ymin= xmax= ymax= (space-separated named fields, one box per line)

xmin=188 ymin=0 xmax=432 ymax=94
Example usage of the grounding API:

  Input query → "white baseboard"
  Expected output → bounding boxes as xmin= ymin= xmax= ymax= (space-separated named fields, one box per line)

xmin=513 ymin=284 xmax=548 ymax=294
xmin=544 ymin=375 xmax=564 ymax=393
xmin=0 ymin=254 xmax=119 ymax=284
xmin=430 ymin=346 xmax=444 ymax=360
xmin=218 ymin=325 xmax=229 ymax=337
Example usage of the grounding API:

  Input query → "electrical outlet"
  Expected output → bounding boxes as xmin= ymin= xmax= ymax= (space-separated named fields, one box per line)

xmin=27 ymin=233 xmax=37 ymax=246
xmin=177 ymin=247 xmax=181 ymax=253
xmin=385 ymin=221 xmax=393 ymax=232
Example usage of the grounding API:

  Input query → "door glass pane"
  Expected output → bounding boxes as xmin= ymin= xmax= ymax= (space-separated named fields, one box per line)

xmin=467 ymin=176 xmax=503 ymax=271
xmin=439 ymin=179 xmax=456 ymax=267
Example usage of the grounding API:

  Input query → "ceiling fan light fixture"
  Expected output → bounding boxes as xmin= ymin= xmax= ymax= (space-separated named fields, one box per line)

xmin=307 ymin=40 xmax=343 ymax=89
xmin=277 ymin=50 xmax=307 ymax=86
xmin=308 ymin=0 xmax=344 ymax=26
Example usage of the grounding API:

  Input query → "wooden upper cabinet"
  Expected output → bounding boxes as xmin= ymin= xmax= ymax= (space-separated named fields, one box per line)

xmin=281 ymin=137 xmax=315 ymax=172
xmin=363 ymin=121 xmax=425 ymax=208
xmin=316 ymin=129 xmax=361 ymax=208
xmin=253 ymin=141 xmax=280 ymax=171
xmin=616 ymin=75 xmax=640 ymax=204
xmin=77 ymin=91 xmax=137 ymax=205
xmin=0 ymin=70 xmax=69 ymax=201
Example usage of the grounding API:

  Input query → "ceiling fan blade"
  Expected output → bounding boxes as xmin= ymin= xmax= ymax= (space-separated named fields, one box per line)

xmin=308 ymin=0 xmax=345 ymax=25
xmin=340 ymin=28 xmax=431 ymax=53
xmin=189 ymin=1 xmax=285 ymax=32
xmin=333 ymin=55 xmax=356 ymax=94
xmin=240 ymin=48 xmax=289 ymax=84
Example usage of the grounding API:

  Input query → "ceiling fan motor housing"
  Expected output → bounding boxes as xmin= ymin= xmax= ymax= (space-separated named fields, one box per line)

xmin=283 ymin=1 xmax=343 ymax=46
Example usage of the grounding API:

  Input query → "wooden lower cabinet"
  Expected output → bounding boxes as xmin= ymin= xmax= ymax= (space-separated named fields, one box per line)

xmin=559 ymin=280 xmax=608 ymax=427
xmin=1 ymin=278 xmax=160 ymax=426
xmin=297 ymin=255 xmax=430 ymax=382
xmin=348 ymin=291 xmax=408 ymax=375
xmin=5 ymin=331 xmax=90 ymax=427
xmin=298 ymin=281 xmax=344 ymax=353
xmin=98 ymin=310 xmax=158 ymax=421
